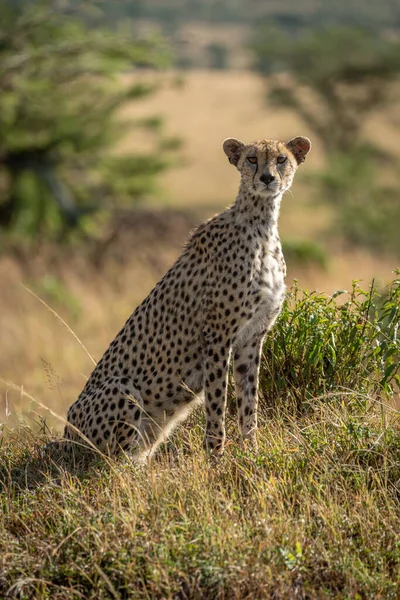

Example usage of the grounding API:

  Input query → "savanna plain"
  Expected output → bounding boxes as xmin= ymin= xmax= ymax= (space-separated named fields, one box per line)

xmin=1 ymin=71 xmax=400 ymax=599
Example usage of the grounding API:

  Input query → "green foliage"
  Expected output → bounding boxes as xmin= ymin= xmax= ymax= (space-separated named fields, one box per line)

xmin=260 ymin=276 xmax=400 ymax=413
xmin=0 ymin=0 xmax=172 ymax=240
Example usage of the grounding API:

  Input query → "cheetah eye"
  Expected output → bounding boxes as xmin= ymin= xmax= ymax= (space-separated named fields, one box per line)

xmin=277 ymin=155 xmax=287 ymax=164
xmin=247 ymin=156 xmax=257 ymax=165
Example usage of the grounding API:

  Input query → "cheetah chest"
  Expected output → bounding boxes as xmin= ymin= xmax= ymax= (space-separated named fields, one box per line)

xmin=237 ymin=244 xmax=286 ymax=342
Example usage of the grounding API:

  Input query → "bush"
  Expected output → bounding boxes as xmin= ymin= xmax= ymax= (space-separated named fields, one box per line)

xmin=259 ymin=276 xmax=400 ymax=413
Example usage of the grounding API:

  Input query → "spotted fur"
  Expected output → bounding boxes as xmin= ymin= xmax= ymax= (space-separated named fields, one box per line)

xmin=63 ymin=135 xmax=311 ymax=459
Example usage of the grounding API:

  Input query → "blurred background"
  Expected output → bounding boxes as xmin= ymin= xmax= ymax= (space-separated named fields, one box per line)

xmin=1 ymin=0 xmax=400 ymax=429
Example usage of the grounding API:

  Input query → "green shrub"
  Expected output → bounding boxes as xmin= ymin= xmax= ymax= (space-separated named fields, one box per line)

xmin=260 ymin=275 xmax=400 ymax=413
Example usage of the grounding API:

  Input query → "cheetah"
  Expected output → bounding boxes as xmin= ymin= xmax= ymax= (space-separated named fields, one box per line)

xmin=63 ymin=135 xmax=311 ymax=460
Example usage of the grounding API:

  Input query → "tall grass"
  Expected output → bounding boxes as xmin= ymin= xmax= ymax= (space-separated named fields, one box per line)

xmin=1 ymin=276 xmax=399 ymax=599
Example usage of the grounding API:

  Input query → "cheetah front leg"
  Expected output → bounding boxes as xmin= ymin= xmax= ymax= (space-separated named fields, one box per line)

xmin=203 ymin=327 xmax=232 ymax=455
xmin=233 ymin=333 xmax=265 ymax=451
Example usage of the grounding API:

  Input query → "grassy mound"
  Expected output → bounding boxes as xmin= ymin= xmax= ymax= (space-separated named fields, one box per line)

xmin=1 ymin=277 xmax=399 ymax=599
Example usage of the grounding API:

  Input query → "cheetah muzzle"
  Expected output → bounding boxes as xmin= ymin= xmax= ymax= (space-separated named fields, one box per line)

xmin=63 ymin=135 xmax=311 ymax=460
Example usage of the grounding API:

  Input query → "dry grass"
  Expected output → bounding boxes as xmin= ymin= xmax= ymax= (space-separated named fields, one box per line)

xmin=1 ymin=398 xmax=399 ymax=599
xmin=0 ymin=248 xmax=165 ymax=429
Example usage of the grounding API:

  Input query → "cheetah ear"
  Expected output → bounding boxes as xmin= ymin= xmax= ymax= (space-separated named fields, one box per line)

xmin=223 ymin=138 xmax=245 ymax=167
xmin=286 ymin=136 xmax=311 ymax=164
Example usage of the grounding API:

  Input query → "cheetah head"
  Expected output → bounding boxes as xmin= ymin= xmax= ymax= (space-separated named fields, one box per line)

xmin=223 ymin=136 xmax=311 ymax=198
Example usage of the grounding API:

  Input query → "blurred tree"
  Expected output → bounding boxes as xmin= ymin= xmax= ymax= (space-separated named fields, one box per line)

xmin=250 ymin=26 xmax=400 ymax=153
xmin=251 ymin=26 xmax=400 ymax=256
xmin=207 ymin=42 xmax=229 ymax=70
xmin=6 ymin=0 xmax=400 ymax=31
xmin=0 ymin=0 xmax=172 ymax=240
xmin=312 ymin=148 xmax=400 ymax=255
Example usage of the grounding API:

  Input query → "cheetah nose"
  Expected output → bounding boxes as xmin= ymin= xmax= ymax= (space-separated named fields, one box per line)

xmin=260 ymin=173 xmax=275 ymax=185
